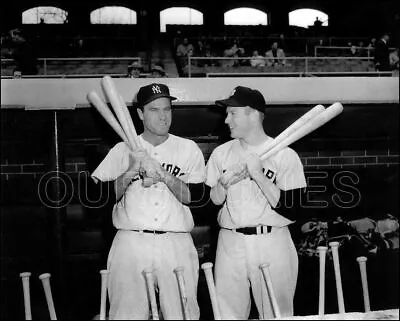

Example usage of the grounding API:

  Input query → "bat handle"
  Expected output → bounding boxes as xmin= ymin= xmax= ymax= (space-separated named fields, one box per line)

xmin=100 ymin=270 xmax=110 ymax=320
xmin=174 ymin=267 xmax=191 ymax=320
xmin=329 ymin=242 xmax=345 ymax=314
xmin=39 ymin=273 xmax=57 ymax=320
xmin=20 ymin=272 xmax=32 ymax=320
xmin=201 ymin=263 xmax=221 ymax=320
xmin=259 ymin=263 xmax=281 ymax=319
xmin=143 ymin=268 xmax=159 ymax=320
xmin=356 ymin=256 xmax=371 ymax=312
xmin=317 ymin=246 xmax=328 ymax=316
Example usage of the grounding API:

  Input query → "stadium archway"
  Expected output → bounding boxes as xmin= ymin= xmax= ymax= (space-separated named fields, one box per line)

xmin=160 ymin=7 xmax=203 ymax=33
xmin=90 ymin=6 xmax=137 ymax=24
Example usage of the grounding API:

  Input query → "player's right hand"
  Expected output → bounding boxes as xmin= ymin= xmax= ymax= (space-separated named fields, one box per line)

xmin=220 ymin=162 xmax=248 ymax=188
xmin=127 ymin=148 xmax=148 ymax=175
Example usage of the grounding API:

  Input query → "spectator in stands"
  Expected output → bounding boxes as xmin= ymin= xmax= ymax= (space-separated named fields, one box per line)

xmin=389 ymin=48 xmax=399 ymax=70
xmin=358 ymin=41 xmax=366 ymax=56
xmin=176 ymin=38 xmax=194 ymax=67
xmin=265 ymin=42 xmax=286 ymax=67
xmin=13 ymin=68 xmax=22 ymax=79
xmin=250 ymin=50 xmax=265 ymax=68
xmin=150 ymin=63 xmax=167 ymax=78
xmin=7 ymin=28 xmax=38 ymax=75
xmin=374 ymin=32 xmax=391 ymax=71
xmin=127 ymin=61 xmax=143 ymax=78
xmin=223 ymin=41 xmax=245 ymax=67
xmin=368 ymin=37 xmax=376 ymax=48
xmin=313 ymin=17 xmax=323 ymax=27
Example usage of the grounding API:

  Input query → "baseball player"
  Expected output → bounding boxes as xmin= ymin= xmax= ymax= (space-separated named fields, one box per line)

xmin=205 ymin=86 xmax=307 ymax=319
xmin=91 ymin=83 xmax=207 ymax=319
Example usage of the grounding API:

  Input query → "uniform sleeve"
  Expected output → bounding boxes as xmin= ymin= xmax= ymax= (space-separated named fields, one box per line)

xmin=275 ymin=148 xmax=307 ymax=191
xmin=205 ymin=148 xmax=222 ymax=188
xmin=180 ymin=141 xmax=206 ymax=184
xmin=91 ymin=142 xmax=131 ymax=183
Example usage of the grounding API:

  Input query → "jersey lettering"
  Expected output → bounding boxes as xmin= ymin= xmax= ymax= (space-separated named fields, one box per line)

xmin=262 ymin=167 xmax=276 ymax=181
xmin=162 ymin=163 xmax=185 ymax=177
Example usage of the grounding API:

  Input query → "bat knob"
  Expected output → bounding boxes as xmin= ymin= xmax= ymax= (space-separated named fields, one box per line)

xmin=20 ymin=272 xmax=31 ymax=278
xmin=174 ymin=266 xmax=184 ymax=274
xmin=259 ymin=263 xmax=270 ymax=269
xmin=356 ymin=256 xmax=367 ymax=263
xmin=329 ymin=241 xmax=340 ymax=248
xmin=201 ymin=262 xmax=213 ymax=270
xmin=39 ymin=273 xmax=51 ymax=280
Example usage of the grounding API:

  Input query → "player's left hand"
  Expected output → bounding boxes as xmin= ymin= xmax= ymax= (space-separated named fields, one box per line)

xmin=220 ymin=162 xmax=249 ymax=188
xmin=139 ymin=156 xmax=164 ymax=183
xmin=243 ymin=153 xmax=263 ymax=179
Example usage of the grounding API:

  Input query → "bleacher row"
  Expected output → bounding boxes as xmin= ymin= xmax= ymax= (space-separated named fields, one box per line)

xmin=1 ymin=56 xmax=378 ymax=77
xmin=183 ymin=58 xmax=375 ymax=77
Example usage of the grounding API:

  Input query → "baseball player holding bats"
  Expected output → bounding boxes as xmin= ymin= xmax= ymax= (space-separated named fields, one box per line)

xmin=91 ymin=83 xmax=208 ymax=319
xmin=205 ymin=86 xmax=307 ymax=319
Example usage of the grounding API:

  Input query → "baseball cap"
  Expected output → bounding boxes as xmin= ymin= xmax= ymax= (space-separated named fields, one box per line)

xmin=136 ymin=83 xmax=177 ymax=107
xmin=151 ymin=65 xmax=166 ymax=76
xmin=215 ymin=86 xmax=266 ymax=113
xmin=128 ymin=61 xmax=143 ymax=71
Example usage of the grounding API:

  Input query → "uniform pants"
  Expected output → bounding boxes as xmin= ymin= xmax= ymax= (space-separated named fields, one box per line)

xmin=214 ymin=226 xmax=298 ymax=320
xmin=107 ymin=230 xmax=200 ymax=320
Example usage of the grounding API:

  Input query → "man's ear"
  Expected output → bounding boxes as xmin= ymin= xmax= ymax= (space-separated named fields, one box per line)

xmin=137 ymin=108 xmax=144 ymax=121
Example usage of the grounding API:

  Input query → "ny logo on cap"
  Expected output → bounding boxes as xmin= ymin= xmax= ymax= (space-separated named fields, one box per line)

xmin=230 ymin=88 xmax=236 ymax=97
xmin=152 ymin=85 xmax=162 ymax=94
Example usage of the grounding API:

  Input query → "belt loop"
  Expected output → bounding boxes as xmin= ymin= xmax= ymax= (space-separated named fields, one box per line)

xmin=140 ymin=230 xmax=144 ymax=235
xmin=256 ymin=226 xmax=261 ymax=235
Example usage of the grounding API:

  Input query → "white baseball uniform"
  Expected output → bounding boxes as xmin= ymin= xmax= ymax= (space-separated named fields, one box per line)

xmin=92 ymin=134 xmax=205 ymax=320
xmin=206 ymin=138 xmax=307 ymax=319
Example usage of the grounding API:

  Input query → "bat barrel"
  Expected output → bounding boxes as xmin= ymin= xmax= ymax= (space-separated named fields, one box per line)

xmin=356 ymin=256 xmax=371 ymax=312
xmin=329 ymin=242 xmax=345 ymax=314
xmin=317 ymin=246 xmax=328 ymax=316
xmin=20 ymin=272 xmax=32 ymax=320
xmin=99 ymin=270 xmax=110 ymax=320
xmin=143 ymin=268 xmax=159 ymax=320
xmin=201 ymin=263 xmax=222 ymax=320
xmin=39 ymin=273 xmax=57 ymax=320
xmin=174 ymin=267 xmax=191 ymax=320
xmin=259 ymin=263 xmax=281 ymax=318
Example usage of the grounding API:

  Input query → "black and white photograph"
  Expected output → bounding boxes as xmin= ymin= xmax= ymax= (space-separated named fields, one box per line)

xmin=1 ymin=0 xmax=399 ymax=320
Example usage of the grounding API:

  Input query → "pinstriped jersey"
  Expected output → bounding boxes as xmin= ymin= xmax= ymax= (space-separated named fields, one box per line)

xmin=92 ymin=134 xmax=206 ymax=232
xmin=206 ymin=138 xmax=307 ymax=228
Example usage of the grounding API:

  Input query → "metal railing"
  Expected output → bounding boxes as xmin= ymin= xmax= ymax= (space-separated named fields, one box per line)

xmin=1 ymin=56 xmax=141 ymax=77
xmin=314 ymin=46 xmax=397 ymax=57
xmin=185 ymin=56 xmax=386 ymax=77
xmin=173 ymin=36 xmax=372 ymax=55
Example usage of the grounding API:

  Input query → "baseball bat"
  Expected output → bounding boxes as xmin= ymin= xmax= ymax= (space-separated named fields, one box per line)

xmin=317 ymin=246 xmax=328 ymax=316
xmin=329 ymin=242 xmax=345 ymax=314
xmin=87 ymin=91 xmax=129 ymax=144
xmin=100 ymin=270 xmax=110 ymax=320
xmin=20 ymin=272 xmax=32 ymax=320
xmin=257 ymin=104 xmax=325 ymax=158
xmin=101 ymin=76 xmax=140 ymax=148
xmin=260 ymin=102 xmax=343 ymax=161
xmin=118 ymin=93 xmax=143 ymax=148
xmin=356 ymin=256 xmax=371 ymax=312
xmin=201 ymin=263 xmax=221 ymax=320
xmin=39 ymin=273 xmax=57 ymax=320
xmin=259 ymin=263 xmax=282 ymax=318
xmin=143 ymin=268 xmax=159 ymax=320
xmin=174 ymin=267 xmax=191 ymax=320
